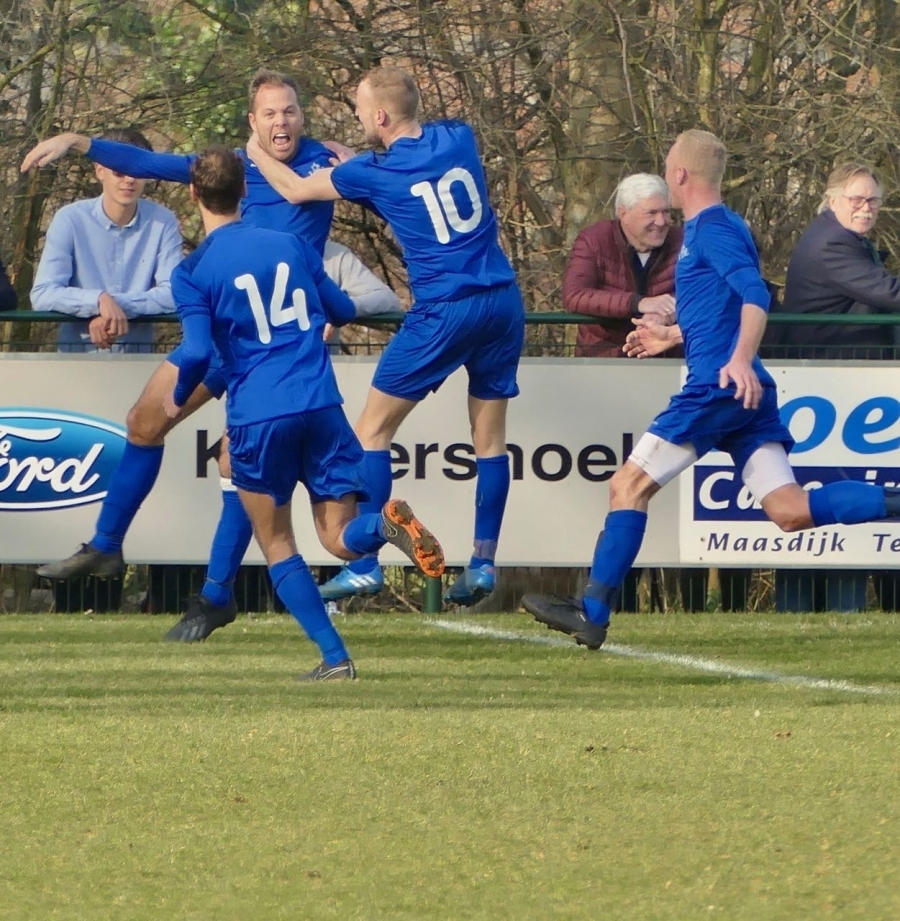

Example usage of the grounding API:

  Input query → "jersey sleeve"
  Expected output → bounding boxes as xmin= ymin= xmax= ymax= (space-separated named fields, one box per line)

xmin=88 ymin=139 xmax=194 ymax=184
xmin=299 ymin=241 xmax=356 ymax=325
xmin=171 ymin=264 xmax=214 ymax=405
xmin=699 ymin=219 xmax=771 ymax=311
xmin=330 ymin=154 xmax=378 ymax=211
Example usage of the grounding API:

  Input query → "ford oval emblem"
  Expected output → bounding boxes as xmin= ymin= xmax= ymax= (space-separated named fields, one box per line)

xmin=0 ymin=408 xmax=127 ymax=511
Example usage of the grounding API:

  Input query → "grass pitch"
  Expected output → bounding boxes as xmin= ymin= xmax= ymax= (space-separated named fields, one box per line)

xmin=1 ymin=610 xmax=899 ymax=920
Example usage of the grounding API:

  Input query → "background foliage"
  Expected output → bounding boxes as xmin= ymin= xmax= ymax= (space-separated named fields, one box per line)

xmin=3 ymin=0 xmax=900 ymax=316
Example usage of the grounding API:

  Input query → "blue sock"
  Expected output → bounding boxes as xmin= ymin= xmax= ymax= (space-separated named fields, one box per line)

xmin=582 ymin=509 xmax=648 ymax=626
xmin=809 ymin=481 xmax=887 ymax=526
xmin=342 ymin=513 xmax=386 ymax=555
xmin=347 ymin=450 xmax=392 ymax=576
xmin=270 ymin=555 xmax=349 ymax=666
xmin=92 ymin=442 xmax=164 ymax=553
xmin=469 ymin=455 xmax=510 ymax=568
xmin=201 ymin=482 xmax=253 ymax=607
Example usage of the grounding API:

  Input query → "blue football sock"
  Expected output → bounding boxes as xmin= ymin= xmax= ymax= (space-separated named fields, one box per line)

xmin=582 ymin=509 xmax=648 ymax=626
xmin=809 ymin=481 xmax=887 ymax=526
xmin=201 ymin=481 xmax=253 ymax=607
xmin=92 ymin=442 xmax=164 ymax=554
xmin=270 ymin=555 xmax=349 ymax=666
xmin=469 ymin=454 xmax=510 ymax=567
xmin=342 ymin=513 xmax=386 ymax=556
xmin=347 ymin=450 xmax=392 ymax=576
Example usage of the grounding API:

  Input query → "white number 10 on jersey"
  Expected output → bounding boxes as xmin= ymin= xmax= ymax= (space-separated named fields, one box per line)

xmin=411 ymin=168 xmax=483 ymax=244
xmin=235 ymin=262 xmax=310 ymax=344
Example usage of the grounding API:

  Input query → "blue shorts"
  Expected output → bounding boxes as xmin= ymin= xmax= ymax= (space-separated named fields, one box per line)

xmin=228 ymin=406 xmax=368 ymax=507
xmin=167 ymin=345 xmax=228 ymax=400
xmin=372 ymin=283 xmax=525 ymax=402
xmin=648 ymin=384 xmax=794 ymax=474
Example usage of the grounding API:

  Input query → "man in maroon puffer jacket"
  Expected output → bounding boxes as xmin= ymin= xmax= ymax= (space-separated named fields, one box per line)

xmin=563 ymin=173 xmax=682 ymax=357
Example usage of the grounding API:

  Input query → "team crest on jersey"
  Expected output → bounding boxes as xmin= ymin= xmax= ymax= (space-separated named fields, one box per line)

xmin=679 ymin=244 xmax=689 ymax=259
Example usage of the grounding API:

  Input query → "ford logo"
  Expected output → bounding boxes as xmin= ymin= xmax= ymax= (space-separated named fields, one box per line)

xmin=0 ymin=409 xmax=127 ymax=511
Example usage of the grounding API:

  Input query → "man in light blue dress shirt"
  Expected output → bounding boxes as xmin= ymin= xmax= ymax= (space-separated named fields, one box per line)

xmin=30 ymin=128 xmax=183 ymax=353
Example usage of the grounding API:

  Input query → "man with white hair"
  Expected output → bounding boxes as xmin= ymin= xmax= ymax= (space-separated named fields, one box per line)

xmin=563 ymin=172 xmax=681 ymax=357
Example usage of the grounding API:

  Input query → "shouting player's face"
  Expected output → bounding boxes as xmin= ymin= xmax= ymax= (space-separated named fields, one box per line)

xmin=249 ymin=84 xmax=303 ymax=162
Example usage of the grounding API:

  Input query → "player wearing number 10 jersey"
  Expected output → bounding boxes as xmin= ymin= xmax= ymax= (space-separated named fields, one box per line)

xmin=166 ymin=146 xmax=444 ymax=679
xmin=247 ymin=65 xmax=526 ymax=608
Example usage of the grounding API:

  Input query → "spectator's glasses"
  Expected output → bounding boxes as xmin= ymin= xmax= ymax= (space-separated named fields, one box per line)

xmin=843 ymin=194 xmax=883 ymax=210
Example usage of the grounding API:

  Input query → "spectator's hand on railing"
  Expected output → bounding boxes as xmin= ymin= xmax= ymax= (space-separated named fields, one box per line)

xmin=88 ymin=316 xmax=116 ymax=350
xmin=624 ymin=316 xmax=682 ymax=358
xmin=637 ymin=294 xmax=676 ymax=325
xmin=20 ymin=133 xmax=90 ymax=171
xmin=97 ymin=292 xmax=129 ymax=342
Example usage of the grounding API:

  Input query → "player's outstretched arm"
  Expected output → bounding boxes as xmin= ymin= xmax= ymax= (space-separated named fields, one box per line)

xmin=21 ymin=133 xmax=91 ymax=171
xmin=246 ymin=133 xmax=341 ymax=203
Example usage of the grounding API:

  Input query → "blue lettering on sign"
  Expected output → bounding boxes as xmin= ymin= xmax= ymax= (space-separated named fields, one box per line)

xmin=781 ymin=395 xmax=900 ymax=454
xmin=0 ymin=409 xmax=126 ymax=511
xmin=694 ymin=464 xmax=900 ymax=521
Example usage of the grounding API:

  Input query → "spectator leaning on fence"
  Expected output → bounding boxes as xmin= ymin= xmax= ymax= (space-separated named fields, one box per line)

xmin=780 ymin=162 xmax=900 ymax=361
xmin=562 ymin=172 xmax=681 ymax=358
xmin=775 ymin=162 xmax=900 ymax=613
xmin=30 ymin=128 xmax=182 ymax=354
xmin=0 ymin=255 xmax=17 ymax=312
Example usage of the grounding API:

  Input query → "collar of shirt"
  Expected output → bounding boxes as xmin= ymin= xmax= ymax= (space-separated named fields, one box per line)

xmin=90 ymin=195 xmax=141 ymax=231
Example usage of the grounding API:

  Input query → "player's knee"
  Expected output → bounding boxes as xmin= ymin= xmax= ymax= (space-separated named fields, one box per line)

xmin=125 ymin=401 xmax=166 ymax=446
xmin=608 ymin=467 xmax=646 ymax=507
xmin=767 ymin=505 xmax=811 ymax=533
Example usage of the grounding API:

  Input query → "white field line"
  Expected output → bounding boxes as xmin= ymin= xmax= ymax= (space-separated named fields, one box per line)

xmin=428 ymin=618 xmax=898 ymax=697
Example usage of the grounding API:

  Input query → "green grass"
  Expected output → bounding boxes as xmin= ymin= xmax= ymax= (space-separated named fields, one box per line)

xmin=2 ymin=611 xmax=900 ymax=920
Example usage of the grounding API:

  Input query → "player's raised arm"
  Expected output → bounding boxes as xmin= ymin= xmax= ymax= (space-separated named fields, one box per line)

xmin=21 ymin=133 xmax=92 ymax=171
xmin=246 ymin=133 xmax=341 ymax=203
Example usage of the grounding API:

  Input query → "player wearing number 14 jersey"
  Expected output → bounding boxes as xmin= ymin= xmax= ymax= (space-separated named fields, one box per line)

xmin=247 ymin=65 xmax=526 ymax=608
xmin=166 ymin=146 xmax=444 ymax=679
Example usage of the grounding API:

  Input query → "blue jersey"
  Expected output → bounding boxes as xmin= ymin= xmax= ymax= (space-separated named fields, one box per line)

xmin=677 ymin=204 xmax=773 ymax=389
xmin=330 ymin=121 xmax=515 ymax=303
xmin=170 ymin=222 xmax=354 ymax=427
xmin=88 ymin=139 xmax=334 ymax=255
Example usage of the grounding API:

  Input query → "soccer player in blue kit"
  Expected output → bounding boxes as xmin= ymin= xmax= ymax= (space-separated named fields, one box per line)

xmin=246 ymin=65 xmax=526 ymax=609
xmin=523 ymin=129 xmax=900 ymax=649
xmin=21 ymin=71 xmax=339 ymax=639
xmin=164 ymin=145 xmax=444 ymax=679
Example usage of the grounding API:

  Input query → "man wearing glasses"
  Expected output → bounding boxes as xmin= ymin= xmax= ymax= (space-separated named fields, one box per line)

xmin=776 ymin=162 xmax=900 ymax=614
xmin=780 ymin=162 xmax=900 ymax=360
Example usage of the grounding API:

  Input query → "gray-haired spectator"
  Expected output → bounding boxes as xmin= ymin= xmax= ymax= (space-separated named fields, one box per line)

xmin=563 ymin=172 xmax=681 ymax=358
xmin=31 ymin=128 xmax=182 ymax=353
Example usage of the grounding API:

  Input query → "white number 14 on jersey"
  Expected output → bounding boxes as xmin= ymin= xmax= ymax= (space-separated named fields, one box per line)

xmin=234 ymin=262 xmax=310 ymax=344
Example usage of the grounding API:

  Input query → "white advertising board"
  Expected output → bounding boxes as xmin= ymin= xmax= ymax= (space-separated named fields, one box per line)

xmin=0 ymin=355 xmax=680 ymax=567
xmin=4 ymin=355 xmax=896 ymax=569
xmin=679 ymin=363 xmax=900 ymax=568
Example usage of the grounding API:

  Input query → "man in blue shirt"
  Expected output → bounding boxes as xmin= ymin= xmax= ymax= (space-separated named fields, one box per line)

xmin=21 ymin=71 xmax=341 ymax=640
xmin=164 ymin=145 xmax=443 ymax=679
xmin=522 ymin=129 xmax=900 ymax=649
xmin=31 ymin=128 xmax=182 ymax=353
xmin=247 ymin=65 xmax=526 ymax=609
